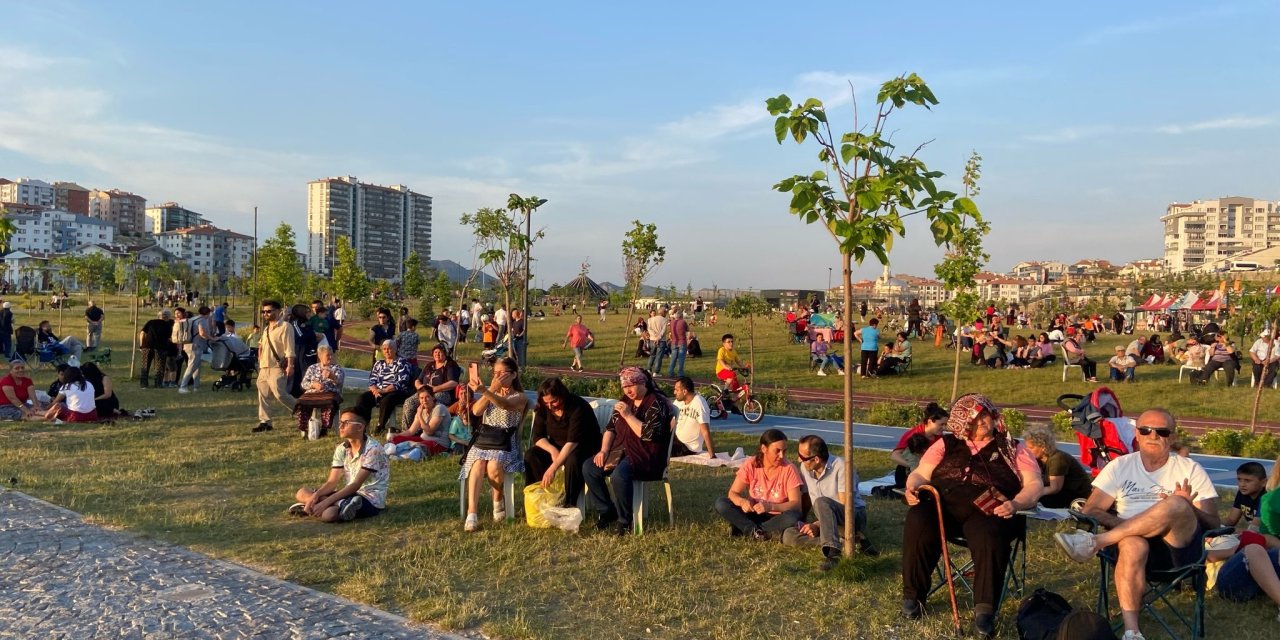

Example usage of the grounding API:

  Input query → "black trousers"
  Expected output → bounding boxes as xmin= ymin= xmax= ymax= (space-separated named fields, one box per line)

xmin=356 ymin=389 xmax=412 ymax=431
xmin=859 ymin=350 xmax=878 ymax=376
xmin=139 ymin=348 xmax=169 ymax=387
xmin=523 ymin=445 xmax=595 ymax=508
xmin=1196 ymin=359 xmax=1238 ymax=386
xmin=902 ymin=502 xmax=1021 ymax=609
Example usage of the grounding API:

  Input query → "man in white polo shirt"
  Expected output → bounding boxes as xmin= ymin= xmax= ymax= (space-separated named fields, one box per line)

xmin=1053 ymin=408 xmax=1219 ymax=640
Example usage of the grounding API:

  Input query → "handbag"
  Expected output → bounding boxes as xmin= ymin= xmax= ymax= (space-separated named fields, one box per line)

xmin=472 ymin=423 xmax=514 ymax=450
xmin=296 ymin=390 xmax=340 ymax=409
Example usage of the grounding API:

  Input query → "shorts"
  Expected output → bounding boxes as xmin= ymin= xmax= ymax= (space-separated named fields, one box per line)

xmin=716 ymin=369 xmax=738 ymax=384
xmin=341 ymin=496 xmax=384 ymax=520
xmin=1108 ymin=526 xmax=1205 ymax=572
xmin=1217 ymin=548 xmax=1280 ymax=602
xmin=0 ymin=404 xmax=24 ymax=420
xmin=572 ymin=346 xmax=584 ymax=360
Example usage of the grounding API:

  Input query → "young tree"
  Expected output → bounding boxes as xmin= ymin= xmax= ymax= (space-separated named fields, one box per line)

xmin=403 ymin=251 xmax=426 ymax=299
xmin=257 ymin=223 xmax=305 ymax=304
xmin=332 ymin=236 xmax=370 ymax=304
xmin=430 ymin=269 xmax=453 ymax=310
xmin=1231 ymin=288 xmax=1280 ymax=432
xmin=460 ymin=206 xmax=544 ymax=354
xmin=934 ymin=151 xmax=989 ymax=403
xmin=725 ymin=294 xmax=772 ymax=385
xmin=767 ymin=74 xmax=980 ymax=558
xmin=618 ymin=220 xmax=666 ymax=367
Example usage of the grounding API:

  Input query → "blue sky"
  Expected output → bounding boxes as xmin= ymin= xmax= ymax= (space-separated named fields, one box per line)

xmin=2 ymin=1 xmax=1278 ymax=290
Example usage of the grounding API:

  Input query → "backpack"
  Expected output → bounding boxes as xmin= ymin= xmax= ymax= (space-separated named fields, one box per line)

xmin=1055 ymin=610 xmax=1117 ymax=640
xmin=1016 ymin=589 xmax=1073 ymax=640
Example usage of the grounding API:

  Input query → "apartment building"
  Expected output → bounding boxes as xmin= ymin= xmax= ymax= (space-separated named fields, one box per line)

xmin=154 ymin=225 xmax=254 ymax=277
xmin=10 ymin=209 xmax=116 ymax=253
xmin=306 ymin=176 xmax=432 ymax=281
xmin=1009 ymin=260 xmax=1067 ymax=284
xmin=1162 ymin=197 xmax=1280 ymax=272
xmin=0 ymin=178 xmax=55 ymax=208
xmin=145 ymin=202 xmax=208 ymax=235
xmin=53 ymin=182 xmax=90 ymax=215
xmin=89 ymin=189 xmax=148 ymax=235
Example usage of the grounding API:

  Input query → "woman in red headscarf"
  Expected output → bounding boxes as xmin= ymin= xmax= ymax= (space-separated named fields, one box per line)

xmin=900 ymin=394 xmax=1044 ymax=638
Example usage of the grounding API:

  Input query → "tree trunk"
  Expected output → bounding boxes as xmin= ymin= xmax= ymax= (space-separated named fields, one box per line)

xmin=841 ymin=251 xmax=855 ymax=559
xmin=747 ymin=312 xmax=756 ymax=386
xmin=951 ymin=298 xmax=963 ymax=403
xmin=619 ymin=290 xmax=637 ymax=369
xmin=128 ymin=277 xmax=140 ymax=380
xmin=1249 ymin=321 xmax=1278 ymax=433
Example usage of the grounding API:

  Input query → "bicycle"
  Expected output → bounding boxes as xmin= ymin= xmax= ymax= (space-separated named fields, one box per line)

xmin=701 ymin=368 xmax=764 ymax=424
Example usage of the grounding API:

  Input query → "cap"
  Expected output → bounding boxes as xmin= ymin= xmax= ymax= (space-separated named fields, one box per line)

xmin=1 ymin=302 xmax=9 ymax=309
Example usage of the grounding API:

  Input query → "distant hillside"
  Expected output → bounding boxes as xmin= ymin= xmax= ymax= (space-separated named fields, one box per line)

xmin=430 ymin=259 xmax=495 ymax=287
xmin=599 ymin=282 xmax=659 ymax=296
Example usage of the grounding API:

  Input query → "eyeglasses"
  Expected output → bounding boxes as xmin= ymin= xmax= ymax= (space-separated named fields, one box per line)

xmin=260 ymin=309 xmax=273 ymax=314
xmin=339 ymin=419 xmax=365 ymax=428
xmin=1137 ymin=426 xmax=1173 ymax=438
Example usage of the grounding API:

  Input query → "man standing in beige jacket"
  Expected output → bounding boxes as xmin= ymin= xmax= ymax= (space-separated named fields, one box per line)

xmin=254 ymin=299 xmax=297 ymax=433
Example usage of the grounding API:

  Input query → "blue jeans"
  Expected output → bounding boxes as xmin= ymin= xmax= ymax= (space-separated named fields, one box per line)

xmin=1217 ymin=547 xmax=1280 ymax=602
xmin=714 ymin=496 xmax=801 ymax=536
xmin=648 ymin=340 xmax=668 ymax=373
xmin=1109 ymin=366 xmax=1134 ymax=381
xmin=667 ymin=345 xmax=687 ymax=377
xmin=583 ymin=455 xmax=636 ymax=525
xmin=513 ymin=336 xmax=527 ymax=367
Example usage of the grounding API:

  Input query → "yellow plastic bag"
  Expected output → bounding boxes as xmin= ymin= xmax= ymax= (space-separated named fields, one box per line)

xmin=523 ymin=470 xmax=565 ymax=528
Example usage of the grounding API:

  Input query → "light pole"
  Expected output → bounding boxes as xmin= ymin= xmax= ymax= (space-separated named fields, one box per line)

xmin=827 ymin=267 xmax=832 ymax=294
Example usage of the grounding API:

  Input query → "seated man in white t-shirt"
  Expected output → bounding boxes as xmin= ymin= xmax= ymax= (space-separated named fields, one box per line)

xmin=670 ymin=376 xmax=715 ymax=459
xmin=1053 ymin=408 xmax=1219 ymax=640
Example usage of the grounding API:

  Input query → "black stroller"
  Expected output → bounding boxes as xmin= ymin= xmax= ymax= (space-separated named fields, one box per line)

xmin=209 ymin=339 xmax=255 ymax=391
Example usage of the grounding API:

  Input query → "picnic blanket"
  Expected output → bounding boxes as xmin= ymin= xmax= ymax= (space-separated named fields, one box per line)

xmin=670 ymin=448 xmax=748 ymax=469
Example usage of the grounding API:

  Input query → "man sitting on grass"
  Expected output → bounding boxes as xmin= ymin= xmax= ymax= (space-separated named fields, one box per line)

xmin=1053 ymin=408 xmax=1219 ymax=640
xmin=288 ymin=409 xmax=389 ymax=522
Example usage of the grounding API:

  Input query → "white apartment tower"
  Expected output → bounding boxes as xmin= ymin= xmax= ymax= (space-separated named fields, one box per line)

xmin=306 ymin=176 xmax=432 ymax=281
xmin=0 ymin=178 xmax=55 ymax=208
xmin=1162 ymin=197 xmax=1280 ymax=272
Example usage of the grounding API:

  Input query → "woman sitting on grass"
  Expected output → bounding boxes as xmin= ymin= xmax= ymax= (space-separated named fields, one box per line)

xmin=386 ymin=387 xmax=451 ymax=459
xmin=1021 ymin=424 xmax=1093 ymax=509
xmin=1028 ymin=333 xmax=1056 ymax=368
xmin=44 ymin=366 xmax=98 ymax=423
xmin=0 ymin=359 xmax=42 ymax=421
xmin=79 ymin=362 xmax=121 ymax=419
xmin=714 ymin=428 xmax=803 ymax=540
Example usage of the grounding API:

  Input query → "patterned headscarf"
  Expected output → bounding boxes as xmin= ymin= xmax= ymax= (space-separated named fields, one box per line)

xmin=946 ymin=393 xmax=1017 ymax=470
xmin=619 ymin=367 xmax=647 ymax=387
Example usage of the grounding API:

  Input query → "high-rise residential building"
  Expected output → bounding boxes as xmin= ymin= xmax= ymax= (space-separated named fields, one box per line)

xmin=89 ymin=189 xmax=147 ymax=235
xmin=306 ymin=176 xmax=432 ymax=281
xmin=0 ymin=178 xmax=55 ymax=208
xmin=145 ymin=202 xmax=208 ymax=235
xmin=154 ymin=224 xmax=255 ymax=277
xmin=1162 ymin=197 xmax=1280 ymax=272
xmin=9 ymin=209 xmax=116 ymax=253
xmin=52 ymin=182 xmax=90 ymax=215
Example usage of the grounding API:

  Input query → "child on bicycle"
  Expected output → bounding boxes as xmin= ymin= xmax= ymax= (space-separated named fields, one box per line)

xmin=716 ymin=334 xmax=749 ymax=415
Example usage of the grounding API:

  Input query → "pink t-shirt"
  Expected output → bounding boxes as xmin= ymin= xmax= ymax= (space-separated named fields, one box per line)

xmin=735 ymin=460 xmax=803 ymax=513
xmin=919 ymin=436 xmax=1039 ymax=477
xmin=566 ymin=324 xmax=590 ymax=349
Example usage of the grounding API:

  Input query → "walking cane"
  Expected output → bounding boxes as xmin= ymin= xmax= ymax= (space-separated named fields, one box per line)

xmin=918 ymin=485 xmax=960 ymax=632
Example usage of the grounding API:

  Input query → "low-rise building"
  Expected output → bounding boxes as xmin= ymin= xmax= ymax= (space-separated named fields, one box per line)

xmin=53 ymin=182 xmax=90 ymax=215
xmin=9 ymin=209 xmax=116 ymax=253
xmin=154 ymin=224 xmax=254 ymax=277
xmin=1118 ymin=258 xmax=1166 ymax=279
xmin=0 ymin=178 xmax=55 ymax=208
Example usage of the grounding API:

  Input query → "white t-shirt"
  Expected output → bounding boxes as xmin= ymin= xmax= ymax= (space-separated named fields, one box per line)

xmin=332 ymin=306 xmax=346 ymax=323
xmin=1249 ymin=339 xmax=1278 ymax=363
xmin=495 ymin=308 xmax=508 ymax=327
xmin=62 ymin=382 xmax=96 ymax=414
xmin=672 ymin=395 xmax=710 ymax=453
xmin=1092 ymin=452 xmax=1217 ymax=520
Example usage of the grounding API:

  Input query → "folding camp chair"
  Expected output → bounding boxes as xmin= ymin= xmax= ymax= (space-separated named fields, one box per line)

xmin=1067 ymin=509 xmax=1233 ymax=639
xmin=919 ymin=486 xmax=1026 ymax=630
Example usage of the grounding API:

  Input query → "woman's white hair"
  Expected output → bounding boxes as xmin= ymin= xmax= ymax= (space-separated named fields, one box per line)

xmin=381 ymin=339 xmax=397 ymax=349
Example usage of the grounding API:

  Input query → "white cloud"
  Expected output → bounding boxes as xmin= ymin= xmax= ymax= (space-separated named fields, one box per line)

xmin=1022 ymin=125 xmax=1117 ymax=144
xmin=1075 ymin=6 xmax=1245 ymax=47
xmin=1156 ymin=116 xmax=1274 ymax=135
xmin=0 ymin=46 xmax=69 ymax=71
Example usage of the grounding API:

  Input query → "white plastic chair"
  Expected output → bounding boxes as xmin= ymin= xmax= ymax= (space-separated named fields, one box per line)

xmin=458 ymin=407 xmax=525 ymax=521
xmin=1178 ymin=348 xmax=1218 ymax=383
xmin=1250 ymin=370 xmax=1279 ymax=389
xmin=632 ymin=430 xmax=676 ymax=535
xmin=1060 ymin=345 xmax=1084 ymax=382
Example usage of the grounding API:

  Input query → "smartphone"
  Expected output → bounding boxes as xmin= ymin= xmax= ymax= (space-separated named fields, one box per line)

xmin=468 ymin=361 xmax=480 ymax=381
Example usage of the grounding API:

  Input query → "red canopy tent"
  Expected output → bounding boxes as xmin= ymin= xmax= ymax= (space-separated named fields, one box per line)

xmin=1191 ymin=290 xmax=1222 ymax=311
xmin=1136 ymin=294 xmax=1161 ymax=311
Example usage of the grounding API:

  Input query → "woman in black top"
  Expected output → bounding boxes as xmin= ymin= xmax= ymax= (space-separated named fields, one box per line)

xmin=369 ymin=307 xmax=396 ymax=367
xmin=80 ymin=362 xmax=121 ymax=418
xmin=399 ymin=344 xmax=462 ymax=431
xmin=524 ymin=378 xmax=601 ymax=508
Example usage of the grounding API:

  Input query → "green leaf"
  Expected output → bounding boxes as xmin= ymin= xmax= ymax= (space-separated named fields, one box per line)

xmin=840 ymin=143 xmax=856 ymax=164
xmin=765 ymin=95 xmax=792 ymax=115
xmin=774 ymin=116 xmax=789 ymax=143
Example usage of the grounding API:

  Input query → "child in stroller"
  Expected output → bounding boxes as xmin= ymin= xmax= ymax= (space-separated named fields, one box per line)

xmin=480 ymin=341 xmax=509 ymax=367
xmin=210 ymin=321 xmax=255 ymax=391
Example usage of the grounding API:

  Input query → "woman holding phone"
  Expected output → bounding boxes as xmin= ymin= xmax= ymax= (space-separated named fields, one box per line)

xmin=458 ymin=357 xmax=527 ymax=532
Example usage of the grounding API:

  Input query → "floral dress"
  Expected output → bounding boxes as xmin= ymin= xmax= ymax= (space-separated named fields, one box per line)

xmin=458 ymin=398 xmax=525 ymax=480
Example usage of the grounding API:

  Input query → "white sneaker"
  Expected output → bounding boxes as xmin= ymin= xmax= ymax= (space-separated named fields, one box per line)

xmin=838 ymin=369 xmax=846 ymax=375
xmin=177 ymin=387 xmax=190 ymax=394
xmin=464 ymin=513 xmax=479 ymax=532
xmin=816 ymin=370 xmax=827 ymax=376
xmin=1122 ymin=631 xmax=1146 ymax=640
xmin=1054 ymin=530 xmax=1097 ymax=563
xmin=493 ymin=503 xmax=507 ymax=522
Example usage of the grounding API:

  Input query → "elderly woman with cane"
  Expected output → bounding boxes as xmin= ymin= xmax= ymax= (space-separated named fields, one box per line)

xmin=900 ymin=393 xmax=1043 ymax=638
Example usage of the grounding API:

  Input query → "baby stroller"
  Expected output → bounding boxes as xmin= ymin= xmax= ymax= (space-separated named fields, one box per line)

xmin=1056 ymin=387 xmax=1136 ymax=477
xmin=480 ymin=341 xmax=509 ymax=367
xmin=210 ymin=340 xmax=255 ymax=391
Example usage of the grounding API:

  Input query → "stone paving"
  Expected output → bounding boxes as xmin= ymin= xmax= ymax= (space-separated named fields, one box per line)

xmin=0 ymin=490 xmax=460 ymax=639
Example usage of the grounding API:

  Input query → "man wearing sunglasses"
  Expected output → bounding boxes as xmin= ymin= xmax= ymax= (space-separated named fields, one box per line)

xmin=1053 ymin=408 xmax=1219 ymax=640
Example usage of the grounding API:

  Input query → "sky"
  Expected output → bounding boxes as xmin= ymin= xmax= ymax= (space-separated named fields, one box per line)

xmin=2 ymin=1 xmax=1278 ymax=291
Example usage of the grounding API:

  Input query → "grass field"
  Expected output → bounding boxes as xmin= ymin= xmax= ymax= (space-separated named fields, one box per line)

xmin=3 ymin=299 xmax=1277 ymax=639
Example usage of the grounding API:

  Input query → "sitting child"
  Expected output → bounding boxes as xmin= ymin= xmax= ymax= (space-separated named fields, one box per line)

xmin=43 ymin=366 xmax=98 ymax=423
xmin=1226 ymin=461 xmax=1268 ymax=534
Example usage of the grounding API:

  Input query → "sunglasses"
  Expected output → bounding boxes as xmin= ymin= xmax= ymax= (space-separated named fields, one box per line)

xmin=798 ymin=452 xmax=819 ymax=462
xmin=1137 ymin=426 xmax=1173 ymax=438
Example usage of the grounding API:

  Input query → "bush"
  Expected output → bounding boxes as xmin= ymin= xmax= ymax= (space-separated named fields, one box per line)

xmin=1242 ymin=432 xmax=1280 ymax=460
xmin=753 ymin=386 xmax=790 ymax=414
xmin=1049 ymin=410 xmax=1075 ymax=441
xmin=1198 ymin=429 xmax=1248 ymax=457
xmin=863 ymin=401 xmax=924 ymax=428
xmin=1002 ymin=409 xmax=1028 ymax=436
xmin=1172 ymin=427 xmax=1197 ymax=453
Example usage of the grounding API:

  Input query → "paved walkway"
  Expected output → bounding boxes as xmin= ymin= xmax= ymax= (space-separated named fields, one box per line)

xmin=0 ymin=490 xmax=459 ymax=640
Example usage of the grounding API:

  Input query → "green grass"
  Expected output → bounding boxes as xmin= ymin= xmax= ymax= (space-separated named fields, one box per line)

xmin=3 ymin=300 xmax=1276 ymax=639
